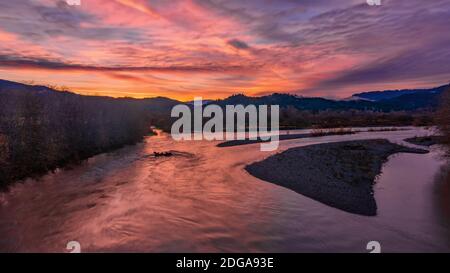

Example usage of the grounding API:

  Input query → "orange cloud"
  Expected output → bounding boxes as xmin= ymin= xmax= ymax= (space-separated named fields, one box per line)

xmin=0 ymin=0 xmax=449 ymax=99
xmin=114 ymin=0 xmax=161 ymax=19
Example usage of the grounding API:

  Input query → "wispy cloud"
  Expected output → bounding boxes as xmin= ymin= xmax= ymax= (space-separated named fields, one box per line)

xmin=0 ymin=0 xmax=449 ymax=99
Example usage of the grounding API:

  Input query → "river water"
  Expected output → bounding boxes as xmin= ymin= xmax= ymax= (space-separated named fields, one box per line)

xmin=0 ymin=127 xmax=449 ymax=252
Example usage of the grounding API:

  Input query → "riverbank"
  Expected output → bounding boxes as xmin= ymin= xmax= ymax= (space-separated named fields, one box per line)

xmin=218 ymin=129 xmax=355 ymax=147
xmin=245 ymin=139 xmax=428 ymax=216
xmin=0 ymin=129 xmax=157 ymax=191
xmin=404 ymin=136 xmax=443 ymax=147
xmin=217 ymin=127 xmax=411 ymax=147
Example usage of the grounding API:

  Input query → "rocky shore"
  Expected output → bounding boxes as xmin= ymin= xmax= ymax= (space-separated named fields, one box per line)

xmin=245 ymin=139 xmax=428 ymax=216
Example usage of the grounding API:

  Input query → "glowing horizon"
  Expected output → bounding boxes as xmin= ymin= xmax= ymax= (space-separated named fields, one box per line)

xmin=1 ymin=0 xmax=450 ymax=100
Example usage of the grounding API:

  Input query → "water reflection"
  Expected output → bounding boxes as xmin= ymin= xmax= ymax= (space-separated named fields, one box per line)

xmin=0 ymin=127 xmax=449 ymax=252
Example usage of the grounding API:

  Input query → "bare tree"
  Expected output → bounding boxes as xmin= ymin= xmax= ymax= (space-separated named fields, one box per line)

xmin=437 ymin=88 xmax=450 ymax=155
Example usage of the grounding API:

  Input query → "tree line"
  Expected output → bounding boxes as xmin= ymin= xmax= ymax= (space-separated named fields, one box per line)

xmin=278 ymin=108 xmax=434 ymax=129
xmin=0 ymin=88 xmax=152 ymax=187
xmin=437 ymin=88 xmax=450 ymax=156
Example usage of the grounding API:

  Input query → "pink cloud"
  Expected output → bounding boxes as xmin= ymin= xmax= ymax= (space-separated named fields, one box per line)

xmin=0 ymin=0 xmax=449 ymax=99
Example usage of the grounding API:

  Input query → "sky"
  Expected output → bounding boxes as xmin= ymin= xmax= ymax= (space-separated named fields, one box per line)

xmin=0 ymin=0 xmax=449 ymax=100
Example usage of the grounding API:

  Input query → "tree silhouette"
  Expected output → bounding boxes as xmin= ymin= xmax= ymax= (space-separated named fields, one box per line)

xmin=437 ymin=88 xmax=450 ymax=156
xmin=0 ymin=87 xmax=152 ymax=187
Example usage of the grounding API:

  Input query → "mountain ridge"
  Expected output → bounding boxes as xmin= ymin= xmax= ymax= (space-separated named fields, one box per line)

xmin=351 ymin=84 xmax=450 ymax=101
xmin=1 ymin=78 xmax=448 ymax=112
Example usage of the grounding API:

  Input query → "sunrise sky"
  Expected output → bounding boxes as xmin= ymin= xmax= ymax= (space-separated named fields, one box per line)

xmin=0 ymin=0 xmax=449 ymax=100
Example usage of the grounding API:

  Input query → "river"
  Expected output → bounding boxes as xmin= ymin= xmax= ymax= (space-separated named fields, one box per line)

xmin=0 ymin=127 xmax=449 ymax=252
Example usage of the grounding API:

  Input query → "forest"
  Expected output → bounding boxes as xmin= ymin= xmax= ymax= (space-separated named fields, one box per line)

xmin=278 ymin=108 xmax=434 ymax=129
xmin=0 ymin=86 xmax=153 ymax=187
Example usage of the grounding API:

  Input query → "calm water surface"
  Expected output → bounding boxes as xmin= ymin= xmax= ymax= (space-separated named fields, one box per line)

xmin=0 ymin=127 xmax=449 ymax=252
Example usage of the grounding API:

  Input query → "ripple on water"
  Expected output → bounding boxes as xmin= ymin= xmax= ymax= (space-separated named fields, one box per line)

xmin=0 ymin=127 xmax=448 ymax=252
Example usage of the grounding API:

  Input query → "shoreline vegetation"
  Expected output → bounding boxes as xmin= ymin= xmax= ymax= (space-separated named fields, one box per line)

xmin=436 ymin=88 xmax=450 ymax=156
xmin=245 ymin=139 xmax=428 ymax=216
xmin=0 ymin=80 xmax=181 ymax=188
xmin=0 ymin=86 xmax=155 ymax=188
xmin=405 ymin=83 xmax=449 ymax=150
xmin=1 ymin=79 xmax=448 ymax=188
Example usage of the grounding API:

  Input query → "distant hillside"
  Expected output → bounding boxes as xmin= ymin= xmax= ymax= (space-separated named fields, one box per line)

xmin=2 ymin=79 xmax=446 ymax=113
xmin=0 ymin=79 xmax=57 ymax=94
xmin=210 ymin=93 xmax=374 ymax=111
xmin=210 ymin=83 xmax=448 ymax=112
xmin=352 ymin=84 xmax=449 ymax=102
xmin=0 ymin=79 xmax=182 ymax=110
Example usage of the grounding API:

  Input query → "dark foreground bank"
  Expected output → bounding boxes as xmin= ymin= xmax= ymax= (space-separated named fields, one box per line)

xmin=245 ymin=139 xmax=428 ymax=216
